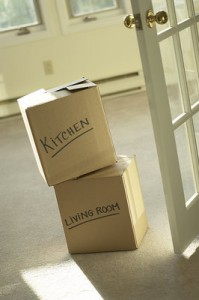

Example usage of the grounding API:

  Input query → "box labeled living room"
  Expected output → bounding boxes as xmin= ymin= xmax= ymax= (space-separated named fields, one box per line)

xmin=54 ymin=156 xmax=148 ymax=254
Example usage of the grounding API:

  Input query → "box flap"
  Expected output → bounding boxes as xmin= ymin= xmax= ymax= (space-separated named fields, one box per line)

xmin=65 ymin=77 xmax=88 ymax=87
xmin=18 ymin=78 xmax=96 ymax=110
xmin=78 ymin=155 xmax=134 ymax=179
xmin=47 ymin=77 xmax=96 ymax=93
xmin=67 ymin=81 xmax=96 ymax=91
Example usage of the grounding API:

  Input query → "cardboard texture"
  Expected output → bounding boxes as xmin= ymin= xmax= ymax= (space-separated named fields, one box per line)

xmin=54 ymin=156 xmax=148 ymax=254
xmin=18 ymin=78 xmax=116 ymax=186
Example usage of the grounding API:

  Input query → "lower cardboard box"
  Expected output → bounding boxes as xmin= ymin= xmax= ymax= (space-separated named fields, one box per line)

xmin=54 ymin=155 xmax=148 ymax=254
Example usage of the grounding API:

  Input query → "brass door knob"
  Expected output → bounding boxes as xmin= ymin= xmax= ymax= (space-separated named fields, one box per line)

xmin=124 ymin=10 xmax=168 ymax=29
xmin=146 ymin=9 xmax=168 ymax=28
xmin=124 ymin=14 xmax=135 ymax=29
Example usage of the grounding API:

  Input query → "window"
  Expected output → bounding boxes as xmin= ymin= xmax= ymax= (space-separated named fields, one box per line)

xmin=0 ymin=1 xmax=55 ymax=48
xmin=69 ymin=0 xmax=118 ymax=17
xmin=56 ymin=0 xmax=130 ymax=34
xmin=0 ymin=0 xmax=42 ymax=34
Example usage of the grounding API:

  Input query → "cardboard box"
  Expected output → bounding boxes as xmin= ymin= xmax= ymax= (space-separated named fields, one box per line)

xmin=18 ymin=78 xmax=116 ymax=185
xmin=54 ymin=156 xmax=148 ymax=254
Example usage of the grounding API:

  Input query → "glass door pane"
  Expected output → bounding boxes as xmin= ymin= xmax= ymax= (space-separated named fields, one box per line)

xmin=179 ymin=27 xmax=199 ymax=107
xmin=193 ymin=0 xmax=199 ymax=15
xmin=193 ymin=112 xmax=199 ymax=157
xmin=174 ymin=0 xmax=189 ymax=23
xmin=175 ymin=123 xmax=197 ymax=202
xmin=160 ymin=37 xmax=184 ymax=121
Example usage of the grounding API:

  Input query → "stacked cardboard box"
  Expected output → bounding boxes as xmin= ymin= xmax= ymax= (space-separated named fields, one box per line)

xmin=18 ymin=78 xmax=116 ymax=185
xmin=18 ymin=78 xmax=148 ymax=254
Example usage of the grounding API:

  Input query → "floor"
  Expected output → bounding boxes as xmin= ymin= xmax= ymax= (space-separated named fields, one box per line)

xmin=1 ymin=91 xmax=199 ymax=300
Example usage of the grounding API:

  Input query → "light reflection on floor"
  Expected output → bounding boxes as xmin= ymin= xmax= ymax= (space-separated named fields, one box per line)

xmin=21 ymin=260 xmax=103 ymax=300
xmin=182 ymin=236 xmax=199 ymax=259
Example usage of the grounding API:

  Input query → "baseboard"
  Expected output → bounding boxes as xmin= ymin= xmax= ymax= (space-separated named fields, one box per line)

xmin=0 ymin=99 xmax=20 ymax=119
xmin=95 ymin=71 xmax=145 ymax=96
xmin=0 ymin=72 xmax=145 ymax=118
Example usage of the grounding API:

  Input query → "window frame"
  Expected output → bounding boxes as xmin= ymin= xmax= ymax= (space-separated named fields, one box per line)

xmin=0 ymin=0 xmax=56 ymax=48
xmin=56 ymin=0 xmax=131 ymax=34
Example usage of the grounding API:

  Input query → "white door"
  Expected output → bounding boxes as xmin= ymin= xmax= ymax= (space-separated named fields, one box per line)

xmin=125 ymin=0 xmax=199 ymax=254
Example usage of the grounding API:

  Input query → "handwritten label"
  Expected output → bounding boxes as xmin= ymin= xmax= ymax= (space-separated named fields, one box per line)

xmin=65 ymin=202 xmax=121 ymax=230
xmin=39 ymin=118 xmax=93 ymax=158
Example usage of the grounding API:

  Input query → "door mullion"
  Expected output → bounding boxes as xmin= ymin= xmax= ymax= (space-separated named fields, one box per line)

xmin=167 ymin=0 xmax=177 ymax=27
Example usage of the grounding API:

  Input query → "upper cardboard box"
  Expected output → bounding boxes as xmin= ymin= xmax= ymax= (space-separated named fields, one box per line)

xmin=18 ymin=78 xmax=116 ymax=186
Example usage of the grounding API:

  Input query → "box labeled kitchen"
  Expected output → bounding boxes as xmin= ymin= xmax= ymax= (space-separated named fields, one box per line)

xmin=54 ymin=156 xmax=148 ymax=254
xmin=18 ymin=78 xmax=116 ymax=186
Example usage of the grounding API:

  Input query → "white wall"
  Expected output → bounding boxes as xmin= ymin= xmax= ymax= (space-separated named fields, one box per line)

xmin=0 ymin=1 xmax=142 ymax=102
